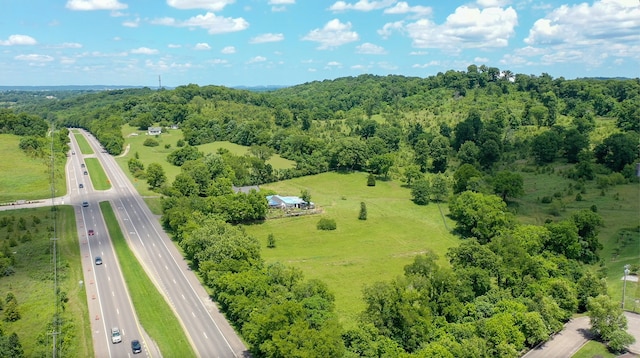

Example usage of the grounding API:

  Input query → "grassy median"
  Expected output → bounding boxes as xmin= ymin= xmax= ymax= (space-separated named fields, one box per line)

xmin=100 ymin=201 xmax=196 ymax=358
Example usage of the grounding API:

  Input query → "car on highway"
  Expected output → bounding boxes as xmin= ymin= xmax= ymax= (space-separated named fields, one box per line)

xmin=88 ymin=229 xmax=95 ymax=236
xmin=95 ymin=256 xmax=102 ymax=265
xmin=131 ymin=340 xmax=142 ymax=354
xmin=81 ymin=163 xmax=85 ymax=168
xmin=72 ymin=151 xmax=75 ymax=155
xmin=111 ymin=327 xmax=122 ymax=344
xmin=82 ymin=201 xmax=89 ymax=207
xmin=83 ymin=171 xmax=88 ymax=175
xmin=79 ymin=183 xmax=83 ymax=188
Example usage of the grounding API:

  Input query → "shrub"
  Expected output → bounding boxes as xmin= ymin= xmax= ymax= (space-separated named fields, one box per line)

xmin=541 ymin=196 xmax=553 ymax=204
xmin=267 ymin=233 xmax=276 ymax=248
xmin=143 ymin=138 xmax=159 ymax=147
xmin=575 ymin=193 xmax=583 ymax=201
xmin=359 ymin=202 xmax=367 ymax=220
xmin=164 ymin=144 xmax=171 ymax=149
xmin=317 ymin=218 xmax=337 ymax=230
xmin=367 ymin=173 xmax=376 ymax=186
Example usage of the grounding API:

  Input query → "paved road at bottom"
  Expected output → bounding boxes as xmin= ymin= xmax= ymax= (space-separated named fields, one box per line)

xmin=524 ymin=311 xmax=640 ymax=358
xmin=523 ymin=317 xmax=592 ymax=358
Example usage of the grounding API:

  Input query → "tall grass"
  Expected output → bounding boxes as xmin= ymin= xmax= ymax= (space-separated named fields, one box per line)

xmin=0 ymin=206 xmax=92 ymax=357
xmin=0 ymin=134 xmax=59 ymax=202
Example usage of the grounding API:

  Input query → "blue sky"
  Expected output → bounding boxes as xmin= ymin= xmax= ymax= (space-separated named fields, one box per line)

xmin=1 ymin=0 xmax=638 ymax=87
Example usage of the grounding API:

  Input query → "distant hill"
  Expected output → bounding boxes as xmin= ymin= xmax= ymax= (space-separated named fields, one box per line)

xmin=0 ymin=85 xmax=150 ymax=91
xmin=0 ymin=84 xmax=289 ymax=92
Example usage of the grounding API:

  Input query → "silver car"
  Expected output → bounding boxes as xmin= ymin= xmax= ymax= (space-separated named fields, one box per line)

xmin=111 ymin=327 xmax=122 ymax=344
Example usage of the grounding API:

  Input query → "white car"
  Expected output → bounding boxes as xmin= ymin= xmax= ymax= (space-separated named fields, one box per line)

xmin=111 ymin=327 xmax=122 ymax=344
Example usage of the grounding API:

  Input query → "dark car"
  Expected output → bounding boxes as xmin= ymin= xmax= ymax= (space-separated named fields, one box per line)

xmin=131 ymin=340 xmax=142 ymax=354
xmin=82 ymin=201 xmax=89 ymax=207
xmin=83 ymin=171 xmax=88 ymax=175
xmin=79 ymin=183 xmax=84 ymax=188
xmin=88 ymin=229 xmax=95 ymax=236
xmin=95 ymin=256 xmax=102 ymax=265
xmin=81 ymin=163 xmax=85 ymax=168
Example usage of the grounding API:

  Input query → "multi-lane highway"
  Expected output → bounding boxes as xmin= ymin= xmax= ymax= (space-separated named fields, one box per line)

xmin=68 ymin=134 xmax=160 ymax=358
xmin=73 ymin=130 xmax=247 ymax=357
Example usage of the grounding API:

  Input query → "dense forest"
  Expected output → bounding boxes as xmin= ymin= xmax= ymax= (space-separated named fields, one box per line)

xmin=1 ymin=67 xmax=639 ymax=357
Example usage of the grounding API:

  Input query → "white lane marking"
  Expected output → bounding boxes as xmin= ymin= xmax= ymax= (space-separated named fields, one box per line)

xmin=182 ymin=294 xmax=185 ymax=300
xmin=192 ymin=311 xmax=196 ymax=318
xmin=117 ymin=308 xmax=120 ymax=315
xmin=203 ymin=332 xmax=208 ymax=339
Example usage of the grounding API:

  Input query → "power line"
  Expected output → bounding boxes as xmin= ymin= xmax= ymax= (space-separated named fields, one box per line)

xmin=49 ymin=122 xmax=60 ymax=358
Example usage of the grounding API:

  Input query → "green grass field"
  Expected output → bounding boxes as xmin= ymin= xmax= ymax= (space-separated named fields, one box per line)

xmin=572 ymin=340 xmax=615 ymax=358
xmin=84 ymin=158 xmax=112 ymax=190
xmin=0 ymin=206 xmax=92 ymax=357
xmin=115 ymin=124 xmax=294 ymax=198
xmin=242 ymin=171 xmax=459 ymax=327
xmin=100 ymin=202 xmax=196 ymax=357
xmin=74 ymin=133 xmax=94 ymax=155
xmin=242 ymin=169 xmax=640 ymax=329
xmin=0 ymin=134 xmax=64 ymax=202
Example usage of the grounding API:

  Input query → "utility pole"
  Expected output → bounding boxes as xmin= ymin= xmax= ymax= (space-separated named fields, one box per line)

xmin=622 ymin=264 xmax=630 ymax=309
xmin=158 ymin=75 xmax=162 ymax=89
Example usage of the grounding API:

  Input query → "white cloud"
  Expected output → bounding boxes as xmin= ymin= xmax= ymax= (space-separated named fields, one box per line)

xmin=151 ymin=12 xmax=249 ymax=35
xmin=15 ymin=54 xmax=55 ymax=62
xmin=247 ymin=56 xmax=266 ymax=63
xmin=249 ymin=33 xmax=284 ymax=44
xmin=514 ymin=45 xmax=547 ymax=57
xmin=356 ymin=42 xmax=387 ymax=54
xmin=131 ymin=47 xmax=159 ymax=55
xmin=66 ymin=0 xmax=127 ymax=11
xmin=329 ymin=0 xmax=397 ymax=12
xmin=269 ymin=0 xmax=294 ymax=11
xmin=499 ymin=53 xmax=529 ymax=66
xmin=59 ymin=42 xmax=83 ymax=48
xmin=383 ymin=2 xmax=432 ymax=17
xmin=208 ymin=58 xmax=229 ymax=65
xmin=474 ymin=56 xmax=489 ymax=63
xmin=144 ymin=59 xmax=193 ymax=71
xmin=409 ymin=50 xmax=428 ymax=55
xmin=0 ymin=34 xmax=37 ymax=46
xmin=326 ymin=61 xmax=342 ymax=67
xmin=477 ymin=0 xmax=511 ymax=7
xmin=168 ymin=44 xmax=182 ymax=48
xmin=302 ymin=19 xmax=359 ymax=50
xmin=59 ymin=56 xmax=76 ymax=64
xmin=166 ymin=0 xmax=234 ymax=11
xmin=378 ymin=21 xmax=404 ymax=39
xmin=401 ymin=6 xmax=518 ymax=50
xmin=122 ymin=17 xmax=140 ymax=27
xmin=194 ymin=43 xmax=211 ymax=50
xmin=412 ymin=60 xmax=440 ymax=68
xmin=525 ymin=0 xmax=640 ymax=46
xmin=221 ymin=46 xmax=236 ymax=54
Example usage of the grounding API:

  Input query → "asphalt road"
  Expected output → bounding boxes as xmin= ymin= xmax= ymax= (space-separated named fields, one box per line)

xmin=523 ymin=311 xmax=640 ymax=357
xmin=79 ymin=130 xmax=248 ymax=357
xmin=68 ymin=135 xmax=161 ymax=358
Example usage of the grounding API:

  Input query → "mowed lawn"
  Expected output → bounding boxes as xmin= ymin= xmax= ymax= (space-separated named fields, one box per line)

xmin=242 ymin=172 xmax=459 ymax=327
xmin=0 ymin=134 xmax=64 ymax=202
